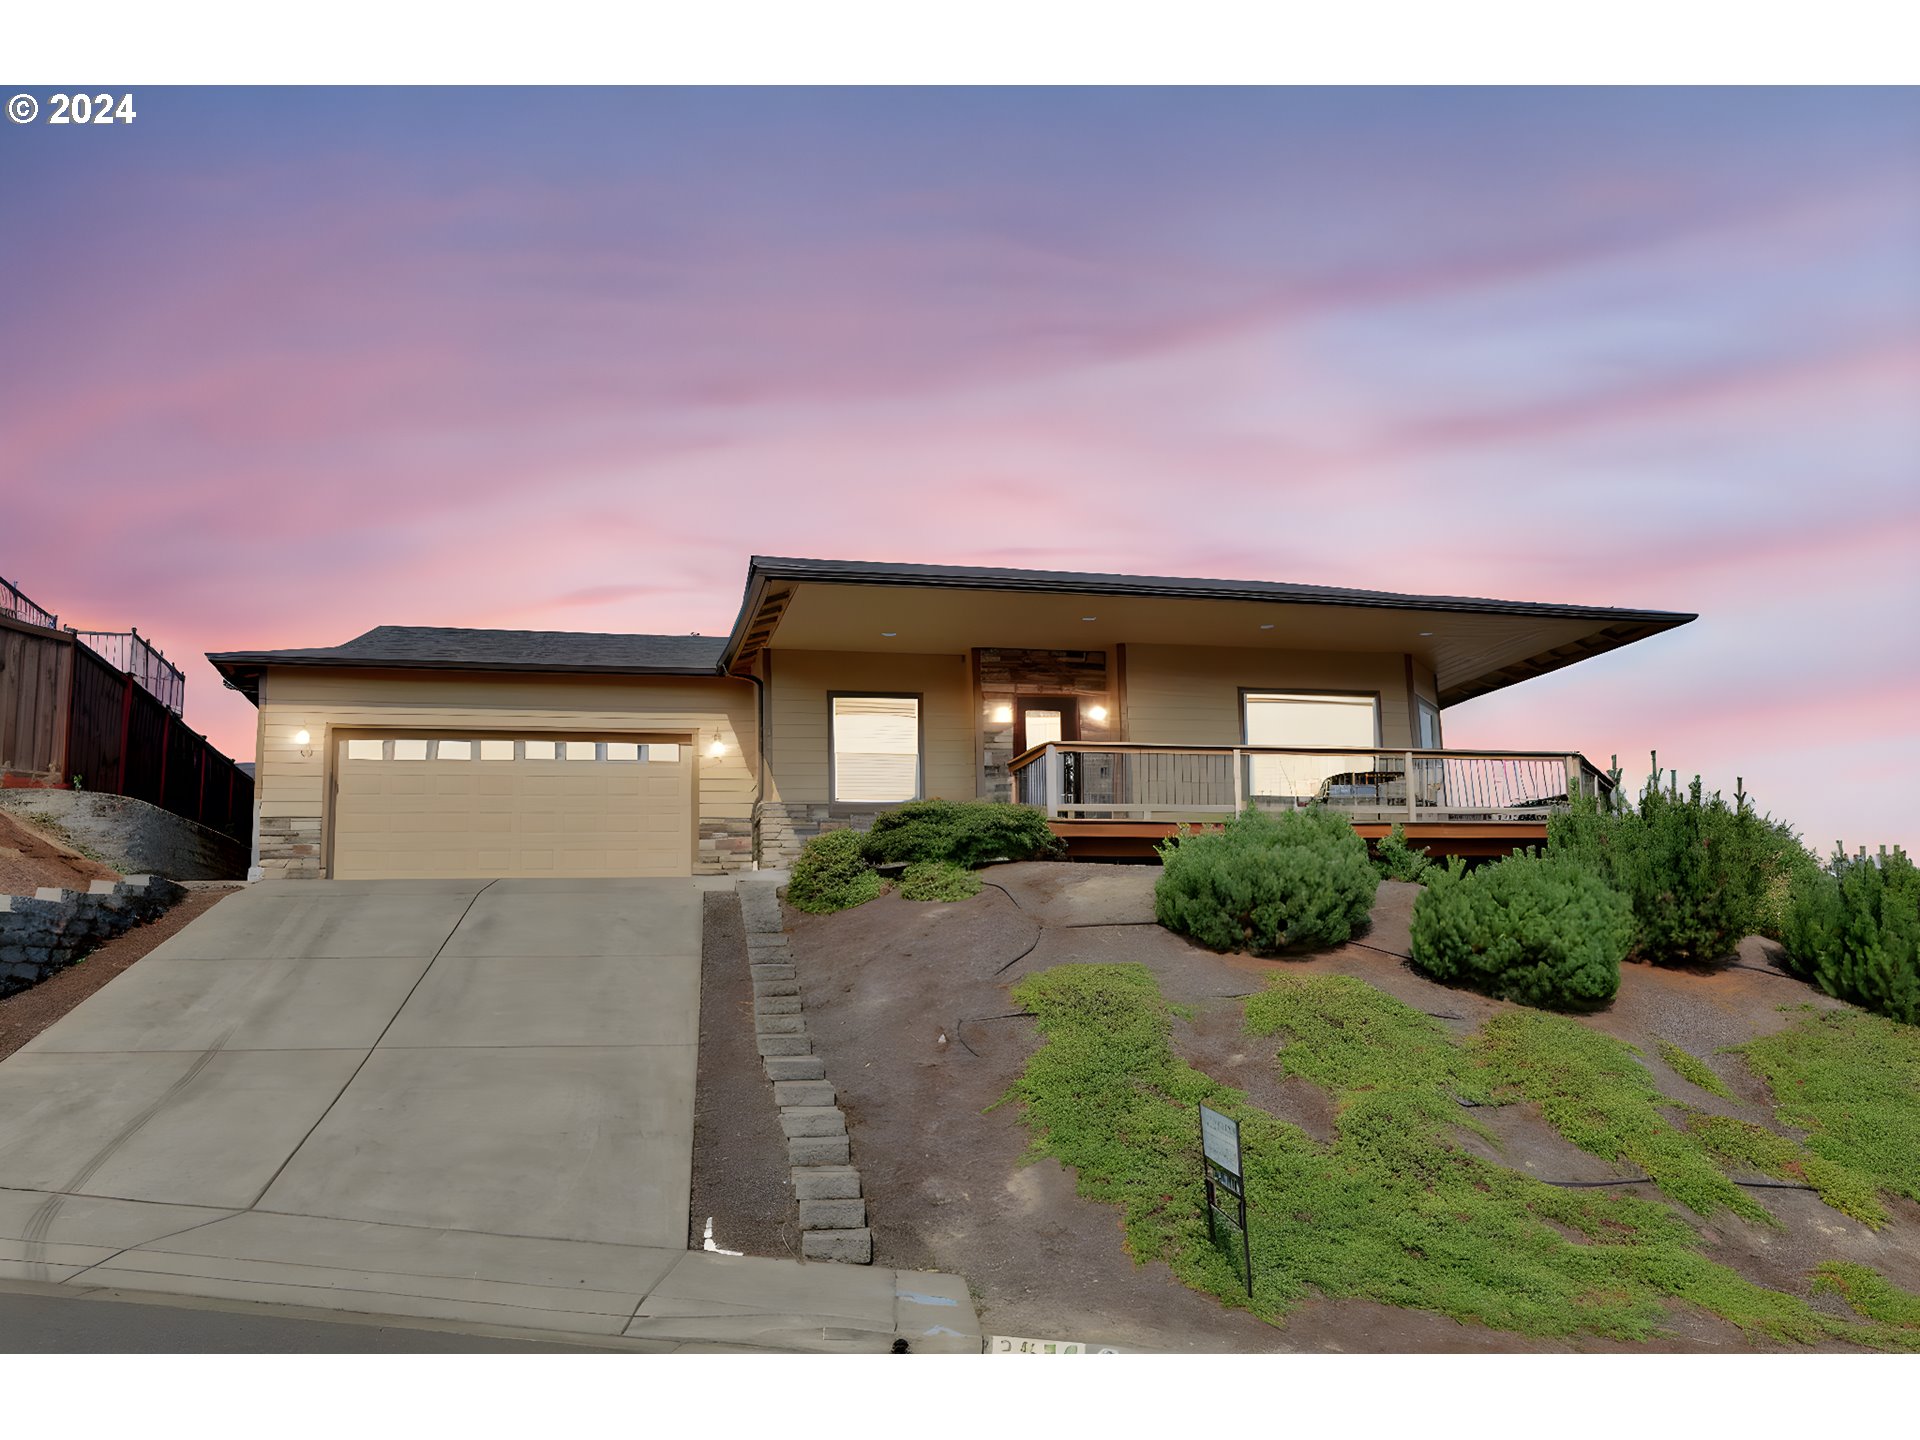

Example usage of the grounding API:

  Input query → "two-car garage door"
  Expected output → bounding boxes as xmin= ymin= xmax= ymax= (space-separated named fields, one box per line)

xmin=330 ymin=733 xmax=693 ymax=879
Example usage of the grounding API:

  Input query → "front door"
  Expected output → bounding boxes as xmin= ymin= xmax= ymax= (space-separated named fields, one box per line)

xmin=1016 ymin=697 xmax=1081 ymax=804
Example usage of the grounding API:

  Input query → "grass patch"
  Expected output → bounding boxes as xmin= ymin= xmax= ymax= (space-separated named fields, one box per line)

xmin=1005 ymin=964 xmax=1907 ymax=1347
xmin=897 ymin=860 xmax=983 ymax=903
xmin=1658 ymin=1041 xmax=1732 ymax=1099
xmin=1733 ymin=1007 xmax=1920 ymax=1206
xmin=1474 ymin=1013 xmax=1771 ymax=1224
xmin=1810 ymin=1262 xmax=1920 ymax=1329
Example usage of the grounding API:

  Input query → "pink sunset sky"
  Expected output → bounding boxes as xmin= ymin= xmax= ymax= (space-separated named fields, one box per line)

xmin=2 ymin=87 xmax=1916 ymax=853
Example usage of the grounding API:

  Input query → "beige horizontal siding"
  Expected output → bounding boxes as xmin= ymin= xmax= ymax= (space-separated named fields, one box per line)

xmin=765 ymin=649 xmax=971 ymax=805
xmin=1123 ymin=644 xmax=1416 ymax=749
xmin=256 ymin=667 xmax=757 ymax=873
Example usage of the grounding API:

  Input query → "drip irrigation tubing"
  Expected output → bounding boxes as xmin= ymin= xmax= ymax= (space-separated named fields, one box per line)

xmin=953 ymin=1010 xmax=1038 ymax=1057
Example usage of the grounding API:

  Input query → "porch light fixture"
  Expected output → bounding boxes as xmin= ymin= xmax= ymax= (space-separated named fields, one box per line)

xmin=291 ymin=729 xmax=310 ymax=746
xmin=707 ymin=732 xmax=726 ymax=759
xmin=1087 ymin=705 xmax=1109 ymax=722
xmin=991 ymin=704 xmax=1013 ymax=724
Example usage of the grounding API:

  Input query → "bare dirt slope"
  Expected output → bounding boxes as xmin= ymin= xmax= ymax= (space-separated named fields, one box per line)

xmin=0 ymin=807 xmax=119 ymax=895
xmin=783 ymin=861 xmax=1916 ymax=1353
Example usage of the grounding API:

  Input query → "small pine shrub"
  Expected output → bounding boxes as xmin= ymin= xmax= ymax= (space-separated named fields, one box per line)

xmin=1547 ymin=760 xmax=1779 ymax=965
xmin=1410 ymin=850 xmax=1632 ymax=1009
xmin=1373 ymin=824 xmax=1435 ymax=882
xmin=898 ymin=859 xmax=983 ymax=903
xmin=1780 ymin=846 xmax=1919 ymax=1025
xmin=785 ymin=829 xmax=884 ymax=914
xmin=860 ymin=799 xmax=1064 ymax=868
xmin=1153 ymin=806 xmax=1378 ymax=955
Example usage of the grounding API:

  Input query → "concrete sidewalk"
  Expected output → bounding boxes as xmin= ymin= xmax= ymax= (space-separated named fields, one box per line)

xmin=0 ymin=878 xmax=978 ymax=1352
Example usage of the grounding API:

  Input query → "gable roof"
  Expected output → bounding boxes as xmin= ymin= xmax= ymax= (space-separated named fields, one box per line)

xmin=207 ymin=625 xmax=725 ymax=703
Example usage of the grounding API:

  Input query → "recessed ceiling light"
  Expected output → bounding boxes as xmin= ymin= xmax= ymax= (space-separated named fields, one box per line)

xmin=881 ymin=631 xmax=897 ymax=637
xmin=1259 ymin=624 xmax=1275 ymax=630
xmin=1418 ymin=631 xmax=1434 ymax=637
xmin=1081 ymin=616 xmax=1097 ymax=622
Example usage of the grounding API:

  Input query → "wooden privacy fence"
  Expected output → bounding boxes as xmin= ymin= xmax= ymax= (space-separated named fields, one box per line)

xmin=0 ymin=613 xmax=252 ymax=841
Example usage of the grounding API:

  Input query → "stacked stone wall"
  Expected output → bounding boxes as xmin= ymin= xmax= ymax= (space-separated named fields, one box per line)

xmin=0 ymin=875 xmax=186 ymax=997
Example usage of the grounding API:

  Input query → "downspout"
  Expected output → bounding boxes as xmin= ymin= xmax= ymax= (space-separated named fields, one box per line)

xmin=743 ymin=663 xmax=768 ymax=870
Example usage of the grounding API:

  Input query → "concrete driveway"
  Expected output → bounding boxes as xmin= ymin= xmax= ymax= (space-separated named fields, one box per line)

xmin=0 ymin=877 xmax=979 ymax=1350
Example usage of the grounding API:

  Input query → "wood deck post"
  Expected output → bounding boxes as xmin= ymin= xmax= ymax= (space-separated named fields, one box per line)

xmin=1406 ymin=751 xmax=1417 ymax=824
xmin=1045 ymin=744 xmax=1063 ymax=817
xmin=1231 ymin=748 xmax=1244 ymax=816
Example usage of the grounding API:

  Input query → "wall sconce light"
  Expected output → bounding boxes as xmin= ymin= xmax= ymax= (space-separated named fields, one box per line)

xmin=292 ymin=728 xmax=313 ymax=758
xmin=707 ymin=732 xmax=727 ymax=759
xmin=991 ymin=704 xmax=1013 ymax=724
xmin=1087 ymin=705 xmax=1109 ymax=723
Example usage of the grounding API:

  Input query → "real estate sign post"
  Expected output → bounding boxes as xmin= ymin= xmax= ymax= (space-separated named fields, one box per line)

xmin=1199 ymin=1103 xmax=1252 ymax=1296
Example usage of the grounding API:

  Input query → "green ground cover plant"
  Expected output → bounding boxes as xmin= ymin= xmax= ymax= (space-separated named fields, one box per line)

xmin=859 ymin=799 xmax=1063 ymax=868
xmin=784 ymin=829 xmax=884 ymax=914
xmin=1810 ymin=1263 xmax=1920 ymax=1329
xmin=1779 ymin=847 xmax=1919 ymax=1025
xmin=1154 ymin=806 xmax=1377 ymax=955
xmin=896 ymin=859 xmax=983 ymax=902
xmin=1409 ymin=852 xmax=1631 ymax=1009
xmin=1474 ymin=1012 xmax=1771 ymax=1223
xmin=1684 ymin=1113 xmax=1886 ymax=1226
xmin=1372 ymin=824 xmax=1435 ymax=882
xmin=1004 ymin=964 xmax=1915 ymax=1348
xmin=1548 ymin=760 xmax=1786 ymax=965
xmin=1658 ymin=1041 xmax=1732 ymax=1099
xmin=1734 ymin=1008 xmax=1920 ymax=1205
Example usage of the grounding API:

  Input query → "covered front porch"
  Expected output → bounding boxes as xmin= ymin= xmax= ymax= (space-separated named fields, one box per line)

xmin=1010 ymin=742 xmax=1613 ymax=858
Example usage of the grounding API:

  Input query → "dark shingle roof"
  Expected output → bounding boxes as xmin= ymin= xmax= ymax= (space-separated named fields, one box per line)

xmin=208 ymin=625 xmax=726 ymax=702
xmin=736 ymin=555 xmax=1694 ymax=623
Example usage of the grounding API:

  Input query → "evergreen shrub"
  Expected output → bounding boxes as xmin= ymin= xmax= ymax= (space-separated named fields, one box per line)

xmin=786 ymin=829 xmax=884 ymax=914
xmin=1374 ymin=823 xmax=1436 ymax=882
xmin=898 ymin=859 xmax=984 ymax=903
xmin=1410 ymin=850 xmax=1632 ymax=1009
xmin=1153 ymin=806 xmax=1378 ymax=955
xmin=1781 ymin=847 xmax=1919 ymax=1025
xmin=860 ymin=799 xmax=1063 ymax=868
xmin=1548 ymin=761 xmax=1782 ymax=965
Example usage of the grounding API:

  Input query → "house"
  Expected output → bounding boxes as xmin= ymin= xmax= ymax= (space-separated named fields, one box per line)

xmin=207 ymin=556 xmax=1695 ymax=881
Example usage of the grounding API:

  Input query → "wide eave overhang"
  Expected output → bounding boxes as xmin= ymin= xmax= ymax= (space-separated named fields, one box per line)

xmin=720 ymin=556 xmax=1697 ymax=707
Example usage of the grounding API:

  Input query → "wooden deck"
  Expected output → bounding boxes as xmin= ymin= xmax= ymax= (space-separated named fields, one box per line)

xmin=1049 ymin=817 xmax=1548 ymax=860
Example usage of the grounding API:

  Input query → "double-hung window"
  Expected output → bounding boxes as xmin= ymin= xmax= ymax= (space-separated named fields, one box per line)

xmin=831 ymin=695 xmax=921 ymax=804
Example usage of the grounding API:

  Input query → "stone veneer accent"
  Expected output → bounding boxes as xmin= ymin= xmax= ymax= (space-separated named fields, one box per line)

xmin=756 ymin=801 xmax=889 ymax=870
xmin=257 ymin=814 xmax=324 ymax=880
xmin=0 ymin=875 xmax=187 ymax=997
xmin=738 ymin=877 xmax=872 ymax=1264
xmin=697 ymin=817 xmax=756 ymax=874
xmin=976 ymin=647 xmax=1116 ymax=803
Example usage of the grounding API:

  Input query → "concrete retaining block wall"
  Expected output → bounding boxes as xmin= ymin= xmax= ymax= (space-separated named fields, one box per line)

xmin=0 ymin=790 xmax=247 ymax=881
xmin=0 ymin=874 xmax=186 ymax=997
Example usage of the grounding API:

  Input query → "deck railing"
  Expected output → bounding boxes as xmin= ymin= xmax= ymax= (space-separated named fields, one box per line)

xmin=1009 ymin=742 xmax=1612 ymax=824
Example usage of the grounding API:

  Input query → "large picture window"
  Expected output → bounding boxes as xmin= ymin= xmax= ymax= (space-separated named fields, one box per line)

xmin=1242 ymin=691 xmax=1381 ymax=801
xmin=831 ymin=695 xmax=921 ymax=803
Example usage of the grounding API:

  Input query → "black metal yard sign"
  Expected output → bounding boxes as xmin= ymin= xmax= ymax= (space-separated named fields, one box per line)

xmin=1199 ymin=1103 xmax=1252 ymax=1296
